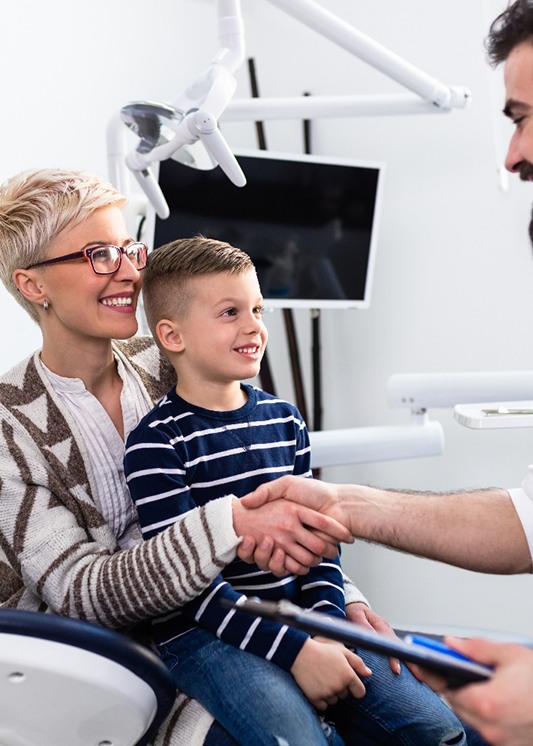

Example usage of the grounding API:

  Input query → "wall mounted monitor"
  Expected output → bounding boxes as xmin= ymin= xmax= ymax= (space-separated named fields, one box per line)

xmin=149 ymin=148 xmax=385 ymax=310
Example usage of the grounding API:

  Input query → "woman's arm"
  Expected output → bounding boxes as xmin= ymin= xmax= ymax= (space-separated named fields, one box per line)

xmin=0 ymin=425 xmax=349 ymax=628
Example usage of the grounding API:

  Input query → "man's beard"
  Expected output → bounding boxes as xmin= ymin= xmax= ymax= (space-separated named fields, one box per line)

xmin=520 ymin=162 xmax=533 ymax=181
xmin=517 ymin=163 xmax=533 ymax=246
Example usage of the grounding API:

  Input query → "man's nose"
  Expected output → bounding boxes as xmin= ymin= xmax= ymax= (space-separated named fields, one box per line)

xmin=505 ymin=130 xmax=524 ymax=172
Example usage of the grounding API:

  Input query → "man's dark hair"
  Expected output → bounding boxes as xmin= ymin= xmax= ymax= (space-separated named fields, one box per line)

xmin=487 ymin=0 xmax=533 ymax=65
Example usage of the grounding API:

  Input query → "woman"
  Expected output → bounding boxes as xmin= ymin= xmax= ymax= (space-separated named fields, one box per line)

xmin=0 ymin=168 xmax=361 ymax=745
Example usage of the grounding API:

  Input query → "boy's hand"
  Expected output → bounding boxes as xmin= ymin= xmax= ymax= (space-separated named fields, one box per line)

xmin=290 ymin=636 xmax=371 ymax=711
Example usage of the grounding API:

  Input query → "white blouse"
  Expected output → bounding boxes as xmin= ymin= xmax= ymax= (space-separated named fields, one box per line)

xmin=38 ymin=355 xmax=153 ymax=548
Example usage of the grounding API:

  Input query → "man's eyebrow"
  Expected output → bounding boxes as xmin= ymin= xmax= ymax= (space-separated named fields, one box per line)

xmin=503 ymin=99 xmax=527 ymax=118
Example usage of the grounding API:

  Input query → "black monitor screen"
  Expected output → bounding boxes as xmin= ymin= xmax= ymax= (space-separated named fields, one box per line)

xmin=152 ymin=149 xmax=385 ymax=309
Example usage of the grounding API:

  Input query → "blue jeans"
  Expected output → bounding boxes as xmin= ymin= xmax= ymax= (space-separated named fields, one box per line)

xmin=160 ymin=628 xmax=487 ymax=746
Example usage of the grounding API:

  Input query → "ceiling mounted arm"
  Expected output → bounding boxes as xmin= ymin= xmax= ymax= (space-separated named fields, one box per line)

xmin=263 ymin=0 xmax=470 ymax=109
xmin=108 ymin=0 xmax=471 ymax=219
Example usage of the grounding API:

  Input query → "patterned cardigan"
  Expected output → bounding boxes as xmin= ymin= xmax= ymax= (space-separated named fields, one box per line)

xmin=0 ymin=335 xmax=366 ymax=743
xmin=0 ymin=336 xmax=239 ymax=744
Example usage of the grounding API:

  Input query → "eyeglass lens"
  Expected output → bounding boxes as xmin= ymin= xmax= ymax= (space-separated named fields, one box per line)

xmin=90 ymin=243 xmax=146 ymax=274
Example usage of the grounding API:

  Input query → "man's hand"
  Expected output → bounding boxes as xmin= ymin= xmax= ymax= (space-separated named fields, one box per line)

xmin=418 ymin=637 xmax=533 ymax=746
xmin=346 ymin=602 xmax=401 ymax=674
xmin=241 ymin=475 xmax=352 ymax=532
xmin=233 ymin=496 xmax=352 ymax=576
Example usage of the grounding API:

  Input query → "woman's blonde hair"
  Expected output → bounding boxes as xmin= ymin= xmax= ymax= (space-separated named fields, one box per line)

xmin=0 ymin=168 xmax=126 ymax=322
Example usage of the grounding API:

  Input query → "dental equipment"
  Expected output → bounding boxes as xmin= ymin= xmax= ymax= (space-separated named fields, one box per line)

xmin=388 ymin=371 xmax=533 ymax=414
xmin=388 ymin=370 xmax=533 ymax=430
xmin=107 ymin=0 xmax=471 ymax=222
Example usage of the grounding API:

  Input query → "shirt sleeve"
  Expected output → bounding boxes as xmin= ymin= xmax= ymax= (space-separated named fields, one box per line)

xmin=182 ymin=580 xmax=309 ymax=671
xmin=298 ymin=555 xmax=346 ymax=619
xmin=508 ymin=467 xmax=533 ymax=569
xmin=293 ymin=421 xmax=346 ymax=619
xmin=343 ymin=573 xmax=371 ymax=607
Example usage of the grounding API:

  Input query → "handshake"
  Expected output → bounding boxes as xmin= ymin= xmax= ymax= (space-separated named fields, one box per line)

xmin=231 ymin=475 xmax=355 ymax=577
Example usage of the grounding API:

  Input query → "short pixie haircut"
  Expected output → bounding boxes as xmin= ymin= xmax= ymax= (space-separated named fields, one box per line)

xmin=142 ymin=235 xmax=255 ymax=335
xmin=0 ymin=168 xmax=126 ymax=322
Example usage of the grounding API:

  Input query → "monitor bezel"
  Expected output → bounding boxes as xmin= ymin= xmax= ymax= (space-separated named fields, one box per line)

xmin=143 ymin=147 xmax=386 ymax=310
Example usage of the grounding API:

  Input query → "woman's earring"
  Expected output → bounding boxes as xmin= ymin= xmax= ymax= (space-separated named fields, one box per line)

xmin=42 ymin=299 xmax=49 ymax=311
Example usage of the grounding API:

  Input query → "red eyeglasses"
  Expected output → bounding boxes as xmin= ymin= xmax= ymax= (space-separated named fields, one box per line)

xmin=25 ymin=242 xmax=148 ymax=275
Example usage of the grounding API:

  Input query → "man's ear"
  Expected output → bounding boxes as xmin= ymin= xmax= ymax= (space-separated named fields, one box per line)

xmin=155 ymin=318 xmax=185 ymax=353
xmin=12 ymin=269 xmax=47 ymax=306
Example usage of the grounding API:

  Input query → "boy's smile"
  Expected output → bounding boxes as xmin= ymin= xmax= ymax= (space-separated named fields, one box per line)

xmin=235 ymin=344 xmax=262 ymax=359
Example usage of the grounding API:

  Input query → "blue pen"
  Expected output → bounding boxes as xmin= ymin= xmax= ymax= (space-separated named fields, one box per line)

xmin=404 ymin=634 xmax=475 ymax=664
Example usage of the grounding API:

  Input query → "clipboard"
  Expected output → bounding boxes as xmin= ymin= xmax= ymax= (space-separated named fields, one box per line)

xmin=227 ymin=598 xmax=493 ymax=689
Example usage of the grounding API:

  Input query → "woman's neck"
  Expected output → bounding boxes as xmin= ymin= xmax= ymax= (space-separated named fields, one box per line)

xmin=41 ymin=337 xmax=126 ymax=438
xmin=40 ymin=337 xmax=118 ymax=396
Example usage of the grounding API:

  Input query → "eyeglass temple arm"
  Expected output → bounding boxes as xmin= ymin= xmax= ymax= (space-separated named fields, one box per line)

xmin=27 ymin=251 xmax=84 ymax=270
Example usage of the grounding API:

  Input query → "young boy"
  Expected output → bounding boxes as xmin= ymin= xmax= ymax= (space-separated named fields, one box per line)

xmin=124 ymin=236 xmax=479 ymax=746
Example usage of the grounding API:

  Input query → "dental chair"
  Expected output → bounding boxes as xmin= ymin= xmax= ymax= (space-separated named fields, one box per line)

xmin=0 ymin=608 xmax=175 ymax=746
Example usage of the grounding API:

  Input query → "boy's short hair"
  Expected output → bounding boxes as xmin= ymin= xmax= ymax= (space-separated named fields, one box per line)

xmin=0 ymin=168 xmax=126 ymax=322
xmin=142 ymin=235 xmax=255 ymax=334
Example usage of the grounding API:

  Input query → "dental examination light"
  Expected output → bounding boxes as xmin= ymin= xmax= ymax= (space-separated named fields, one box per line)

xmin=108 ymin=0 xmax=247 ymax=219
xmin=107 ymin=0 xmax=471 ymax=222
xmin=120 ymin=104 xmax=246 ymax=220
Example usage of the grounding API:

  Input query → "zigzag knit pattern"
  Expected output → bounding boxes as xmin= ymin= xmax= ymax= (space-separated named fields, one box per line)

xmin=0 ymin=336 xmax=237 ymax=744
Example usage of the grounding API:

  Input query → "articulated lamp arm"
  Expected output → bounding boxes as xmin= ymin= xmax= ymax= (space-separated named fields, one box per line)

xmin=115 ymin=0 xmax=246 ymax=219
xmin=108 ymin=0 xmax=471 ymax=220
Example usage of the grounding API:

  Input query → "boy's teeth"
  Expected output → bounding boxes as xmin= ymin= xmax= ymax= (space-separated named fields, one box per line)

xmin=102 ymin=297 xmax=132 ymax=306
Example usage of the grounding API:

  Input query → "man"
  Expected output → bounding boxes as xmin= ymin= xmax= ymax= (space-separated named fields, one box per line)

xmin=241 ymin=3 xmax=533 ymax=744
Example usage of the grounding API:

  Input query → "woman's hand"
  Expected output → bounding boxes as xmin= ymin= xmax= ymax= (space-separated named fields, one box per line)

xmin=345 ymin=602 xmax=401 ymax=674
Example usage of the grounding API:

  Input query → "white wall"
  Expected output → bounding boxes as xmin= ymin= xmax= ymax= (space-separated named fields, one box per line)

xmin=2 ymin=0 xmax=533 ymax=636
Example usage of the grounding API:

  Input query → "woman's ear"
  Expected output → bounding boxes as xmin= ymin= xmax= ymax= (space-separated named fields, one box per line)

xmin=156 ymin=318 xmax=185 ymax=354
xmin=12 ymin=269 xmax=47 ymax=306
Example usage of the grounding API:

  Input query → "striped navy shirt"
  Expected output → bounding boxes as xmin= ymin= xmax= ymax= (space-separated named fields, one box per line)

xmin=124 ymin=384 xmax=345 ymax=671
